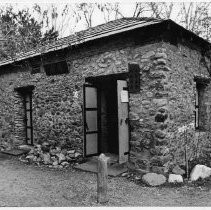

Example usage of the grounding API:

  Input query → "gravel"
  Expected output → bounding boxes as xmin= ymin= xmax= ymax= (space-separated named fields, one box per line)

xmin=0 ymin=153 xmax=211 ymax=207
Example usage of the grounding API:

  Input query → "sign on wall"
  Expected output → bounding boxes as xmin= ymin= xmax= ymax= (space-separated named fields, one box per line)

xmin=121 ymin=90 xmax=129 ymax=102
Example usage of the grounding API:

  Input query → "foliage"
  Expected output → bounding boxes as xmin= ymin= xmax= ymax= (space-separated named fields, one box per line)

xmin=168 ymin=123 xmax=211 ymax=170
xmin=0 ymin=5 xmax=59 ymax=60
xmin=131 ymin=2 xmax=211 ymax=42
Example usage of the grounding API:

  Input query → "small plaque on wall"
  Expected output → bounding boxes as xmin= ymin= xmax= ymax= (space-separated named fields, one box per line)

xmin=121 ymin=90 xmax=129 ymax=102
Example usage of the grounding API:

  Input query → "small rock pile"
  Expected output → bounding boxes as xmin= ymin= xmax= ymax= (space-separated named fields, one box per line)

xmin=122 ymin=164 xmax=186 ymax=187
xmin=123 ymin=164 xmax=211 ymax=187
xmin=19 ymin=143 xmax=83 ymax=169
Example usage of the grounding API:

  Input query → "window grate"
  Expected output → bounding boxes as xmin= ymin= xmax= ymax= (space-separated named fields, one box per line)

xmin=44 ymin=60 xmax=69 ymax=76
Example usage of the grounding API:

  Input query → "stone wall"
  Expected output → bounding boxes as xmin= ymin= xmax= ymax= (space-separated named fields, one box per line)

xmin=127 ymin=41 xmax=211 ymax=173
xmin=164 ymin=43 xmax=211 ymax=170
xmin=0 ymin=33 xmax=210 ymax=173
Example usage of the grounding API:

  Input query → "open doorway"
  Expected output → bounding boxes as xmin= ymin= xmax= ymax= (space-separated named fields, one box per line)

xmin=99 ymin=79 xmax=118 ymax=155
xmin=83 ymin=73 xmax=129 ymax=164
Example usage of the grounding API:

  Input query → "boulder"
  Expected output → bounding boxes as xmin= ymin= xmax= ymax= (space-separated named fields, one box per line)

xmin=18 ymin=145 xmax=33 ymax=152
xmin=49 ymin=149 xmax=57 ymax=156
xmin=52 ymin=160 xmax=59 ymax=166
xmin=51 ymin=156 xmax=58 ymax=162
xmin=142 ymin=173 xmax=166 ymax=186
xmin=190 ymin=164 xmax=211 ymax=181
xmin=41 ymin=142 xmax=50 ymax=152
xmin=172 ymin=165 xmax=186 ymax=175
xmin=28 ymin=149 xmax=35 ymax=154
xmin=61 ymin=149 xmax=68 ymax=155
xmin=26 ymin=154 xmax=35 ymax=160
xmin=33 ymin=156 xmax=38 ymax=162
xmin=56 ymin=153 xmax=66 ymax=163
xmin=121 ymin=172 xmax=129 ymax=177
xmin=43 ymin=153 xmax=51 ymax=165
xmin=19 ymin=157 xmax=28 ymax=163
xmin=35 ymin=144 xmax=42 ymax=150
xmin=61 ymin=161 xmax=69 ymax=166
xmin=67 ymin=150 xmax=75 ymax=154
xmin=74 ymin=152 xmax=81 ymax=158
xmin=68 ymin=153 xmax=75 ymax=158
xmin=55 ymin=147 xmax=61 ymax=153
xmin=168 ymin=174 xmax=183 ymax=183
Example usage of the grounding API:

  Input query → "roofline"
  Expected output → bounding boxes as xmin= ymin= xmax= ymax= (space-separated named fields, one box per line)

xmin=0 ymin=20 xmax=161 ymax=67
xmin=167 ymin=19 xmax=210 ymax=48
xmin=0 ymin=19 xmax=210 ymax=68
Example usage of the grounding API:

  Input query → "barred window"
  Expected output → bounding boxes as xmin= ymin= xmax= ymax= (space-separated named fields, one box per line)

xmin=194 ymin=78 xmax=210 ymax=131
xmin=44 ymin=60 xmax=69 ymax=76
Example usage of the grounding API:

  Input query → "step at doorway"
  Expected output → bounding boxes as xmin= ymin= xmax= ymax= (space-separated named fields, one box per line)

xmin=74 ymin=159 xmax=127 ymax=177
xmin=88 ymin=153 xmax=118 ymax=166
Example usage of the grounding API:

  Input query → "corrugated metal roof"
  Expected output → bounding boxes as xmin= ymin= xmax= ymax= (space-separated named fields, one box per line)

xmin=0 ymin=17 xmax=163 ymax=67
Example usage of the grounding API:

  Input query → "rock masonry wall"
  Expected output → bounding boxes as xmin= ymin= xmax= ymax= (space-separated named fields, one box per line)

xmin=0 ymin=36 xmax=209 ymax=172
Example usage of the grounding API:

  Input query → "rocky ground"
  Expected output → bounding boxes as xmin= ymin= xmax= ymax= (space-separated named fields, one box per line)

xmin=0 ymin=152 xmax=211 ymax=207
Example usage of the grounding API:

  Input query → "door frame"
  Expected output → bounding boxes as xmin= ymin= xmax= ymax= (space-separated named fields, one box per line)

xmin=14 ymin=85 xmax=34 ymax=145
xmin=83 ymin=73 xmax=130 ymax=160
xmin=23 ymin=92 xmax=33 ymax=145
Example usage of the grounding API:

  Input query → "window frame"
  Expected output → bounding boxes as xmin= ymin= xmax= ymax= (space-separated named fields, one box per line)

xmin=44 ymin=60 xmax=69 ymax=76
xmin=194 ymin=76 xmax=210 ymax=131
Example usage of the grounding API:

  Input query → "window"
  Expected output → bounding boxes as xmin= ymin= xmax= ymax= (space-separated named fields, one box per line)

xmin=195 ymin=86 xmax=199 ymax=129
xmin=44 ymin=60 xmax=69 ymax=76
xmin=23 ymin=91 xmax=33 ymax=145
xmin=128 ymin=63 xmax=140 ymax=93
xmin=194 ymin=76 xmax=210 ymax=131
xmin=15 ymin=86 xmax=34 ymax=145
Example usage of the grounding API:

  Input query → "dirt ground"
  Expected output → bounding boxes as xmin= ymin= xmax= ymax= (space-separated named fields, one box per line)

xmin=0 ymin=153 xmax=211 ymax=207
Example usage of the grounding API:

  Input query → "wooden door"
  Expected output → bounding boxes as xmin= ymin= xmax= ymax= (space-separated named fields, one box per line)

xmin=117 ymin=80 xmax=129 ymax=164
xmin=83 ymin=84 xmax=99 ymax=156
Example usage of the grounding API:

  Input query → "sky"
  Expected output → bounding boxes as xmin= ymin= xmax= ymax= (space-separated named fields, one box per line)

xmin=0 ymin=0 xmax=210 ymax=38
xmin=0 ymin=1 xmax=138 ymax=37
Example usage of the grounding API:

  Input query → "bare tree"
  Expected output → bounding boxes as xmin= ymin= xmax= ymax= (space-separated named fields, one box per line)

xmin=97 ymin=3 xmax=123 ymax=23
xmin=178 ymin=2 xmax=211 ymax=39
xmin=131 ymin=2 xmax=211 ymax=42
xmin=132 ymin=2 xmax=175 ymax=19
xmin=75 ymin=3 xmax=96 ymax=28
xmin=33 ymin=4 xmax=77 ymax=38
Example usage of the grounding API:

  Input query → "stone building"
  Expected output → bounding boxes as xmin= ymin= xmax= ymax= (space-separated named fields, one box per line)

xmin=0 ymin=17 xmax=211 ymax=173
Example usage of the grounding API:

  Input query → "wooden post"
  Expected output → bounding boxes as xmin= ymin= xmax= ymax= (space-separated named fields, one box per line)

xmin=97 ymin=153 xmax=109 ymax=203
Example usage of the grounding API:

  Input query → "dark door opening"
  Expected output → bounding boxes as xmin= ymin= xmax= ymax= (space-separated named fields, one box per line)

xmin=100 ymin=80 xmax=118 ymax=155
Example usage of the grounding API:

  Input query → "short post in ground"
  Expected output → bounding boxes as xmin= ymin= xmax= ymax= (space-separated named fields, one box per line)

xmin=97 ymin=153 xmax=109 ymax=203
